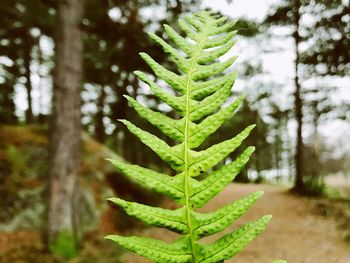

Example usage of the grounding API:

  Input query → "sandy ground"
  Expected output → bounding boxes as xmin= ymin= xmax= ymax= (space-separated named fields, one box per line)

xmin=123 ymin=184 xmax=350 ymax=263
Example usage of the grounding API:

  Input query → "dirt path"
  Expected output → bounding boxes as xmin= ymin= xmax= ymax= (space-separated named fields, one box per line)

xmin=124 ymin=184 xmax=350 ymax=263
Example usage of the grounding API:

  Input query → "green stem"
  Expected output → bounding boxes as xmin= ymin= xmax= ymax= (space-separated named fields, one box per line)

xmin=183 ymin=33 xmax=206 ymax=263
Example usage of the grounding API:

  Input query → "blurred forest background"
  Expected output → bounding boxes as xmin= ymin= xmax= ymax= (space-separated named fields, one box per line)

xmin=0 ymin=0 xmax=349 ymax=262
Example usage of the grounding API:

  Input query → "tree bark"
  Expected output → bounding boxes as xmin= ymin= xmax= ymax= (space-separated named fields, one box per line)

xmin=0 ymin=83 xmax=17 ymax=124
xmin=254 ymin=110 xmax=262 ymax=183
xmin=48 ymin=0 xmax=84 ymax=246
xmin=293 ymin=0 xmax=305 ymax=192
xmin=95 ymin=85 xmax=106 ymax=143
xmin=23 ymin=32 xmax=34 ymax=123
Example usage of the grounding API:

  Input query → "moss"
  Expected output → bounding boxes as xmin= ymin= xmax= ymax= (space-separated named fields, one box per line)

xmin=0 ymin=125 xmax=48 ymax=147
xmin=50 ymin=232 xmax=79 ymax=260
xmin=0 ymin=125 xmax=117 ymax=231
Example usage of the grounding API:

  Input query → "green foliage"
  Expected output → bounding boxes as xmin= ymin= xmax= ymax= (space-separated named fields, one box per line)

xmin=301 ymin=176 xmax=325 ymax=197
xmin=49 ymin=232 xmax=78 ymax=260
xmin=106 ymin=11 xmax=274 ymax=262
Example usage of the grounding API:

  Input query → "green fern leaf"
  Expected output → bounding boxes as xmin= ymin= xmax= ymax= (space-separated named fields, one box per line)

xmin=119 ymin=119 xmax=184 ymax=170
xmin=191 ymin=74 xmax=236 ymax=101
xmin=189 ymin=147 xmax=255 ymax=208
xmin=198 ymin=215 xmax=272 ymax=263
xmin=106 ymin=10 xmax=283 ymax=263
xmin=134 ymin=71 xmax=185 ymax=114
xmin=188 ymin=76 xmax=236 ymax=121
xmin=124 ymin=95 xmax=184 ymax=142
xmin=188 ymin=94 xmax=244 ymax=148
xmin=107 ymin=158 xmax=184 ymax=201
xmin=203 ymin=31 xmax=237 ymax=49
xmin=187 ymin=125 xmax=255 ymax=177
xmin=192 ymin=191 xmax=264 ymax=238
xmin=105 ymin=235 xmax=192 ymax=263
xmin=163 ymin=24 xmax=194 ymax=56
xmin=108 ymin=198 xmax=188 ymax=234
xmin=192 ymin=56 xmax=237 ymax=81
xmin=139 ymin=52 xmax=186 ymax=94
xmin=197 ymin=38 xmax=237 ymax=64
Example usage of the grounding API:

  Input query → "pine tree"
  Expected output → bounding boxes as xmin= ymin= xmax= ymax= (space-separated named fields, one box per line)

xmin=264 ymin=0 xmax=306 ymax=192
xmin=48 ymin=0 xmax=84 ymax=252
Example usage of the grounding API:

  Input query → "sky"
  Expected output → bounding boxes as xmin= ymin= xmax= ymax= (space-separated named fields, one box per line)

xmin=201 ymin=0 xmax=350 ymax=151
xmin=202 ymin=0 xmax=278 ymax=21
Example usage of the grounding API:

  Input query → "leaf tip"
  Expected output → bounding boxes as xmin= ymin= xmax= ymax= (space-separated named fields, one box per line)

xmin=139 ymin=52 xmax=148 ymax=59
xmin=262 ymin=214 xmax=273 ymax=222
xmin=256 ymin=190 xmax=264 ymax=198
xmin=104 ymin=235 xmax=117 ymax=241
xmin=147 ymin=32 xmax=157 ymax=39
xmin=247 ymin=146 xmax=256 ymax=152
xmin=133 ymin=70 xmax=142 ymax=75
xmin=123 ymin=94 xmax=133 ymax=102
xmin=249 ymin=124 xmax=257 ymax=130
xmin=117 ymin=118 xmax=127 ymax=123
xmin=238 ymin=93 xmax=246 ymax=100
xmin=107 ymin=197 xmax=118 ymax=203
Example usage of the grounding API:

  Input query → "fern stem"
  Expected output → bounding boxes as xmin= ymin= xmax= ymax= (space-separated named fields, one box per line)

xmin=183 ymin=32 xmax=206 ymax=263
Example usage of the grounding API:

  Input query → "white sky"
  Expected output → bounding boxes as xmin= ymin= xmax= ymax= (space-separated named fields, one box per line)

xmin=202 ymin=0 xmax=278 ymax=21
xmin=202 ymin=0 xmax=350 ymax=152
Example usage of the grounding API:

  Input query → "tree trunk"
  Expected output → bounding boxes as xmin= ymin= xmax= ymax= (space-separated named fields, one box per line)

xmin=36 ymin=37 xmax=46 ymax=124
xmin=48 ymin=0 xmax=84 ymax=247
xmin=95 ymin=85 xmax=106 ymax=142
xmin=293 ymin=0 xmax=304 ymax=192
xmin=0 ymin=84 xmax=17 ymax=124
xmin=23 ymin=32 xmax=34 ymax=123
xmin=254 ymin=110 xmax=262 ymax=183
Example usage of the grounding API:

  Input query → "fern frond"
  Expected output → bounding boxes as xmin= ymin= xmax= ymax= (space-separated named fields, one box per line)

xmin=105 ymin=235 xmax=192 ymax=263
xmin=108 ymin=198 xmax=188 ymax=234
xmin=124 ymin=95 xmax=184 ymax=142
xmin=140 ymin=52 xmax=186 ymax=94
xmin=191 ymin=73 xmax=236 ymax=100
xmin=189 ymin=147 xmax=256 ymax=208
xmin=108 ymin=159 xmax=184 ymax=201
xmin=188 ymin=94 xmax=244 ymax=148
xmin=198 ymin=215 xmax=272 ymax=263
xmin=106 ymin=10 xmax=276 ymax=263
xmin=192 ymin=191 xmax=264 ymax=238
xmin=119 ymin=120 xmax=184 ymax=170
xmin=134 ymin=71 xmax=185 ymax=114
xmin=187 ymin=125 xmax=255 ymax=177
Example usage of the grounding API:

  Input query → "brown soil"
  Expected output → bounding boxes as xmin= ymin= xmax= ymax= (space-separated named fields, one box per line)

xmin=1 ymin=184 xmax=348 ymax=262
xmin=123 ymin=184 xmax=350 ymax=263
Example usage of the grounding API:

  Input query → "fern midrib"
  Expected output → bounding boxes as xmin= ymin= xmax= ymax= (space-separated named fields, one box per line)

xmin=183 ymin=27 xmax=208 ymax=263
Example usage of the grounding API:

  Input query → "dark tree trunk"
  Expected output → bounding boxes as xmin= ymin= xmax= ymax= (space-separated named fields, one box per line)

xmin=23 ymin=33 xmax=34 ymax=123
xmin=0 ymin=84 xmax=17 ymax=124
xmin=48 ymin=0 xmax=84 ymax=246
xmin=36 ymin=37 xmax=46 ymax=124
xmin=95 ymin=85 xmax=106 ymax=142
xmin=293 ymin=0 xmax=305 ymax=192
xmin=113 ymin=78 xmax=130 ymax=158
xmin=254 ymin=110 xmax=262 ymax=183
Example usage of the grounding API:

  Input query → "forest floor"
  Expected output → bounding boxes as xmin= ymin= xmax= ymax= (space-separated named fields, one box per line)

xmin=124 ymin=184 xmax=350 ymax=263
xmin=0 ymin=184 xmax=349 ymax=262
